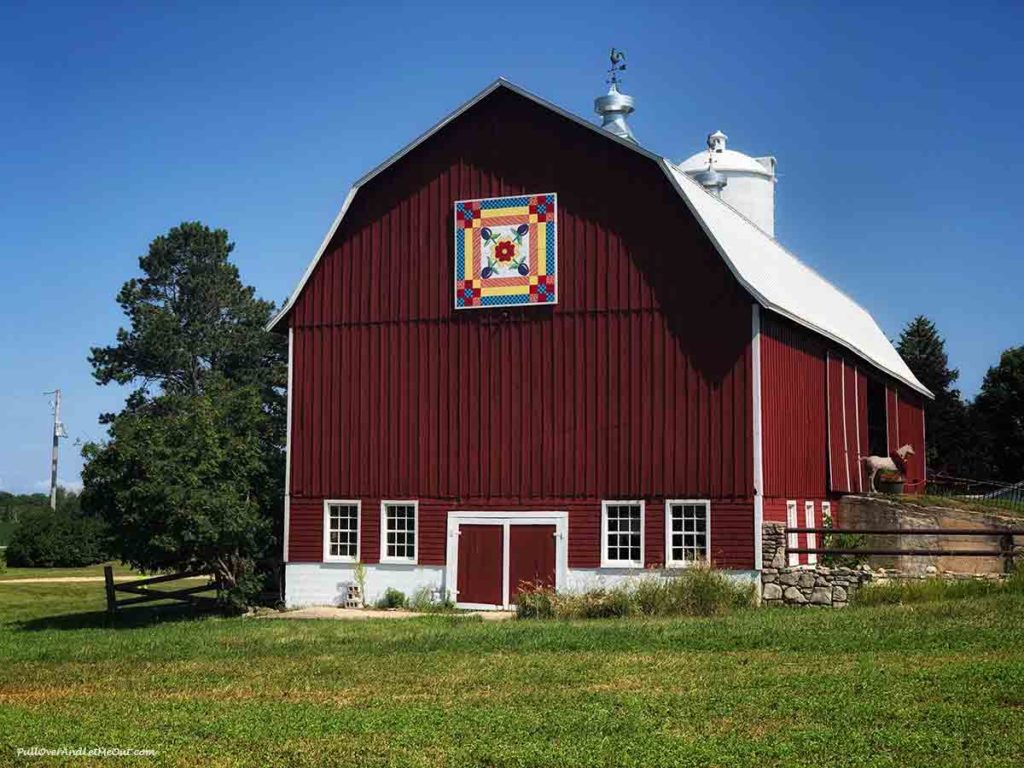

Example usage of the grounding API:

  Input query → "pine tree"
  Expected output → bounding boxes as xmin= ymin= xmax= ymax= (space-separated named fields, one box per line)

xmin=973 ymin=347 xmax=1024 ymax=482
xmin=896 ymin=316 xmax=970 ymax=475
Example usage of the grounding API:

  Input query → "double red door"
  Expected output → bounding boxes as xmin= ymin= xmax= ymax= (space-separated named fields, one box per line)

xmin=456 ymin=523 xmax=556 ymax=607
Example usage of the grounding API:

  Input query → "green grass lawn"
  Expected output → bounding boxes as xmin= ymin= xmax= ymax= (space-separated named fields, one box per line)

xmin=0 ymin=561 xmax=139 ymax=581
xmin=2 ymin=580 xmax=1024 ymax=767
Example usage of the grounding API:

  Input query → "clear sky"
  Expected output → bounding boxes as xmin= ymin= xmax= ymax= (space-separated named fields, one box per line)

xmin=1 ymin=1 xmax=1021 ymax=494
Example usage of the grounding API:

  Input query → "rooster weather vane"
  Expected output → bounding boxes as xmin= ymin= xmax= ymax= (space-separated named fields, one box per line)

xmin=607 ymin=48 xmax=627 ymax=85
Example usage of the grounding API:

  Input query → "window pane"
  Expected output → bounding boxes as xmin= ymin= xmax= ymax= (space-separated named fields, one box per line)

xmin=384 ymin=503 xmax=416 ymax=559
xmin=669 ymin=503 xmax=708 ymax=564
xmin=605 ymin=503 xmax=642 ymax=564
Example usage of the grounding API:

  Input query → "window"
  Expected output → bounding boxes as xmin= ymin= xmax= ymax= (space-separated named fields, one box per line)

xmin=665 ymin=500 xmax=710 ymax=566
xmin=324 ymin=501 xmax=360 ymax=562
xmin=601 ymin=501 xmax=644 ymax=567
xmin=380 ymin=501 xmax=418 ymax=563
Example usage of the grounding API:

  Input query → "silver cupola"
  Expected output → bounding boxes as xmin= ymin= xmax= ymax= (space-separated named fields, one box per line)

xmin=594 ymin=48 xmax=636 ymax=142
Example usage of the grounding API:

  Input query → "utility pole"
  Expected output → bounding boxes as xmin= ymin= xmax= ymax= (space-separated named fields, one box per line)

xmin=44 ymin=389 xmax=68 ymax=511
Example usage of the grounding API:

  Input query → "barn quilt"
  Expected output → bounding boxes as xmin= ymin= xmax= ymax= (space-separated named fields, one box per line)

xmin=454 ymin=193 xmax=557 ymax=309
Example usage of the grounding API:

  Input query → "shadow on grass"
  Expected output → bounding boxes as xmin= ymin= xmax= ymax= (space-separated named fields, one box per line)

xmin=14 ymin=601 xmax=224 ymax=632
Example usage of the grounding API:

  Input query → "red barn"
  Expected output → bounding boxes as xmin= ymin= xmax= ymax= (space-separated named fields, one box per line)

xmin=270 ymin=79 xmax=931 ymax=608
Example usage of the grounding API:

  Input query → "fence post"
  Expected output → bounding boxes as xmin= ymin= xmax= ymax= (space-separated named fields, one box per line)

xmin=104 ymin=565 xmax=117 ymax=613
xmin=999 ymin=534 xmax=1016 ymax=574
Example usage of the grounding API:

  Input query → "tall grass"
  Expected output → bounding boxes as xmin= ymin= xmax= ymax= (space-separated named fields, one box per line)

xmin=855 ymin=571 xmax=1024 ymax=606
xmin=515 ymin=565 xmax=755 ymax=620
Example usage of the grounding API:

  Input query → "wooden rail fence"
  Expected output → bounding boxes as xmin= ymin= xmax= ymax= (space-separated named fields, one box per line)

xmin=785 ymin=527 xmax=1024 ymax=573
xmin=103 ymin=566 xmax=223 ymax=613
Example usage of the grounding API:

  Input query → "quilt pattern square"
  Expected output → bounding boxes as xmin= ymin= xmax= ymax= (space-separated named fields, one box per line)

xmin=454 ymin=193 xmax=557 ymax=309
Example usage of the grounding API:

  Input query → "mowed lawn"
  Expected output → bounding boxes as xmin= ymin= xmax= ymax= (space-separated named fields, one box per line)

xmin=1 ymin=579 xmax=1023 ymax=767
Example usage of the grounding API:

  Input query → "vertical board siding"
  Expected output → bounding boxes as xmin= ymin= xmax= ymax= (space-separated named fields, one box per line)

xmin=826 ymin=354 xmax=853 ymax=493
xmin=761 ymin=313 xmax=926 ymax=502
xmin=761 ymin=314 xmax=827 ymax=498
xmin=288 ymin=87 xmax=753 ymax=538
xmin=896 ymin=391 xmax=927 ymax=493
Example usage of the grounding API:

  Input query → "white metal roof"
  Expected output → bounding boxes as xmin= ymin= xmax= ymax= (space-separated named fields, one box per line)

xmin=662 ymin=162 xmax=930 ymax=396
xmin=268 ymin=79 xmax=931 ymax=398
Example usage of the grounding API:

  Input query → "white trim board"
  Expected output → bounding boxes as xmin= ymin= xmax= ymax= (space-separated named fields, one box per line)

xmin=751 ymin=303 xmax=764 ymax=570
xmin=444 ymin=510 xmax=568 ymax=610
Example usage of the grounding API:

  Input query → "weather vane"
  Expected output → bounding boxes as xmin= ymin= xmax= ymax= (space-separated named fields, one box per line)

xmin=607 ymin=48 xmax=627 ymax=85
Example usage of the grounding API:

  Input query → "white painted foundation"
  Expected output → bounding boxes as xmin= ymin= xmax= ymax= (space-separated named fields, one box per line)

xmin=286 ymin=563 xmax=759 ymax=608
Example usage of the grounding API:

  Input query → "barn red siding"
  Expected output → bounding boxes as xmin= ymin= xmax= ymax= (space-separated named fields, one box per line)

xmin=286 ymin=87 xmax=754 ymax=567
xmin=895 ymin=391 xmax=927 ymax=493
xmin=289 ymin=496 xmax=754 ymax=570
xmin=761 ymin=312 xmax=925 ymax=502
xmin=761 ymin=313 xmax=827 ymax=499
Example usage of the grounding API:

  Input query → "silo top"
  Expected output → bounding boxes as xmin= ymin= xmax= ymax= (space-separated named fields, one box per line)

xmin=677 ymin=131 xmax=774 ymax=178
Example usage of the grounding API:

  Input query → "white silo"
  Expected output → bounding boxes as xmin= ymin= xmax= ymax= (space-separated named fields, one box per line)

xmin=678 ymin=131 xmax=777 ymax=237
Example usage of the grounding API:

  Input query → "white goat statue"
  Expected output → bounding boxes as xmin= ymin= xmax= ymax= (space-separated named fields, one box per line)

xmin=861 ymin=444 xmax=915 ymax=493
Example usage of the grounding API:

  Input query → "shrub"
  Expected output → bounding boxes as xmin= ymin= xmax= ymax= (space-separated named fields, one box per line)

xmin=821 ymin=506 xmax=866 ymax=568
xmin=515 ymin=583 xmax=556 ymax=619
xmin=661 ymin=564 xmax=756 ymax=616
xmin=5 ymin=508 xmax=109 ymax=568
xmin=375 ymin=587 xmax=407 ymax=610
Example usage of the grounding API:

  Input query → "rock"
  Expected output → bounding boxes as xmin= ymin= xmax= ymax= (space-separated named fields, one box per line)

xmin=798 ymin=572 xmax=816 ymax=589
xmin=809 ymin=587 xmax=832 ymax=605
xmin=762 ymin=583 xmax=783 ymax=600
xmin=925 ymin=565 xmax=938 ymax=575
xmin=779 ymin=572 xmax=800 ymax=586
xmin=816 ymin=566 xmax=831 ymax=576
xmin=833 ymin=585 xmax=848 ymax=602
xmin=783 ymin=586 xmax=807 ymax=604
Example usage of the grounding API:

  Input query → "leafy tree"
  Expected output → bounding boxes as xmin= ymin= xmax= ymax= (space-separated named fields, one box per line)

xmin=897 ymin=316 xmax=971 ymax=475
xmin=5 ymin=507 xmax=108 ymax=568
xmin=82 ymin=222 xmax=285 ymax=607
xmin=972 ymin=347 xmax=1024 ymax=482
xmin=81 ymin=382 xmax=271 ymax=603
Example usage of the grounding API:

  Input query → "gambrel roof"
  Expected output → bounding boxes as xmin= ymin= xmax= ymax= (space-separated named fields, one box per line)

xmin=270 ymin=79 xmax=931 ymax=398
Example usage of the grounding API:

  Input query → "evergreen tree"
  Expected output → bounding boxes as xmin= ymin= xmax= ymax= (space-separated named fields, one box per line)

xmin=81 ymin=223 xmax=285 ymax=607
xmin=972 ymin=347 xmax=1024 ymax=482
xmin=896 ymin=316 xmax=970 ymax=475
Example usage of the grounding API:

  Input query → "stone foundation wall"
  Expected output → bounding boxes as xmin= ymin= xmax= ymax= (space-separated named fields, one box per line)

xmin=759 ymin=521 xmax=1013 ymax=607
xmin=761 ymin=523 xmax=871 ymax=607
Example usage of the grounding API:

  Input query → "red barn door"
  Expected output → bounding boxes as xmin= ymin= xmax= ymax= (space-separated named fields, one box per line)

xmin=456 ymin=525 xmax=504 ymax=606
xmin=508 ymin=525 xmax=556 ymax=601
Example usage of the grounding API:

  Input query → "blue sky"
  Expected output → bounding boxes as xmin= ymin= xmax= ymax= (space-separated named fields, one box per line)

xmin=1 ymin=1 xmax=1021 ymax=494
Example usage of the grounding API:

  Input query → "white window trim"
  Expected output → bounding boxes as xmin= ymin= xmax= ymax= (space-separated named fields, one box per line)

xmin=323 ymin=499 xmax=361 ymax=563
xmin=600 ymin=500 xmax=645 ymax=568
xmin=379 ymin=500 xmax=419 ymax=564
xmin=664 ymin=499 xmax=712 ymax=568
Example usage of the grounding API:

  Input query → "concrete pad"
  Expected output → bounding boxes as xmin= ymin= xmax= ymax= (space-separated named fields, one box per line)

xmin=259 ymin=606 xmax=515 ymax=621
